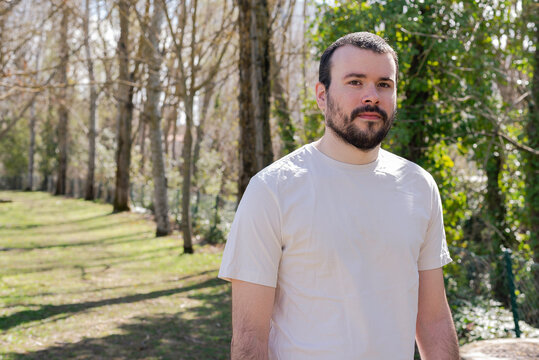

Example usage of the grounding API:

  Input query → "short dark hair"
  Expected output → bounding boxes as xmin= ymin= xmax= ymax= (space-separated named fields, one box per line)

xmin=318 ymin=32 xmax=399 ymax=90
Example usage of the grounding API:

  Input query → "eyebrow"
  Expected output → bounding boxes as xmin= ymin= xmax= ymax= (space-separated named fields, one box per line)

xmin=343 ymin=73 xmax=395 ymax=83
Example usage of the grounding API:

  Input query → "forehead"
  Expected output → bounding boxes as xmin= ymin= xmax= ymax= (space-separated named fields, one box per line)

xmin=330 ymin=45 xmax=396 ymax=81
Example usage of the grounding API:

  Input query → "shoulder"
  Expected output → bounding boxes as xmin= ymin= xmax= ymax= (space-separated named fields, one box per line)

xmin=377 ymin=149 xmax=438 ymax=190
xmin=251 ymin=144 xmax=314 ymax=192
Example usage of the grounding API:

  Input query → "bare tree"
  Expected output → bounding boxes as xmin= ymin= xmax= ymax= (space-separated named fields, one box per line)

xmin=163 ymin=0 xmax=234 ymax=252
xmin=143 ymin=0 xmax=170 ymax=236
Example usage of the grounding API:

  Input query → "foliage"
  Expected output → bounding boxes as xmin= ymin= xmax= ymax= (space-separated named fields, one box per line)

xmin=0 ymin=118 xmax=28 ymax=177
xmin=301 ymin=90 xmax=325 ymax=143
xmin=452 ymin=298 xmax=539 ymax=345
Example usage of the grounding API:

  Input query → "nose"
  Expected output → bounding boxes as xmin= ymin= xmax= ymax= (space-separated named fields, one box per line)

xmin=362 ymin=84 xmax=380 ymax=105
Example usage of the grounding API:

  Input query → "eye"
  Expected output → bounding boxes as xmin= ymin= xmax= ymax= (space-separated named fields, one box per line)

xmin=348 ymin=80 xmax=362 ymax=86
xmin=378 ymin=82 xmax=391 ymax=88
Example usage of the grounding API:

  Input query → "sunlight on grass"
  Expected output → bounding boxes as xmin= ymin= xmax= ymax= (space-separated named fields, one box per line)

xmin=0 ymin=191 xmax=231 ymax=359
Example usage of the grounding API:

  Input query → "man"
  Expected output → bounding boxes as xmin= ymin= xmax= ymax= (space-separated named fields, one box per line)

xmin=219 ymin=32 xmax=460 ymax=359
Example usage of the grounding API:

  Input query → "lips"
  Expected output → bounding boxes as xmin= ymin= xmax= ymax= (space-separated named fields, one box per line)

xmin=350 ymin=105 xmax=387 ymax=123
xmin=357 ymin=112 xmax=382 ymax=120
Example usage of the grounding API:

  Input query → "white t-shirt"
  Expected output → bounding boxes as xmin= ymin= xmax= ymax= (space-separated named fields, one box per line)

xmin=219 ymin=143 xmax=452 ymax=359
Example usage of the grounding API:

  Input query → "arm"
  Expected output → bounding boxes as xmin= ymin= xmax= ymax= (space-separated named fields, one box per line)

xmin=231 ymin=279 xmax=276 ymax=360
xmin=416 ymin=267 xmax=459 ymax=360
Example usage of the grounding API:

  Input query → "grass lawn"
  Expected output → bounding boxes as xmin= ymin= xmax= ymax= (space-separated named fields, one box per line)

xmin=0 ymin=191 xmax=231 ymax=360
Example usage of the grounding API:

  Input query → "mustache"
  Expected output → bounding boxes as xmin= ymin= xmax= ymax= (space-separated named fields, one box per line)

xmin=350 ymin=105 xmax=388 ymax=122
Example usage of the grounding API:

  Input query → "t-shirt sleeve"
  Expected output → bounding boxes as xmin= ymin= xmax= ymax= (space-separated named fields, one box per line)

xmin=218 ymin=175 xmax=282 ymax=288
xmin=417 ymin=177 xmax=452 ymax=271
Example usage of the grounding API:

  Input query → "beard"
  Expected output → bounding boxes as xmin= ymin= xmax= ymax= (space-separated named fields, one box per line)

xmin=325 ymin=92 xmax=395 ymax=151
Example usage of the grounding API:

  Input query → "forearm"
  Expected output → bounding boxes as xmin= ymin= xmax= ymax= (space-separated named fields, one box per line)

xmin=416 ymin=312 xmax=459 ymax=360
xmin=231 ymin=331 xmax=269 ymax=360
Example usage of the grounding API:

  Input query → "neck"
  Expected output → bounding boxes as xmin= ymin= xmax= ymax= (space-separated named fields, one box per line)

xmin=314 ymin=130 xmax=380 ymax=165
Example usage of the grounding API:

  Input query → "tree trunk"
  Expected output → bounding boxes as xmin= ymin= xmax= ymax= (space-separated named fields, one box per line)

xmin=55 ymin=2 xmax=69 ymax=195
xmin=192 ymin=85 xmax=213 ymax=192
xmin=251 ymin=0 xmax=273 ymax=167
xmin=171 ymin=102 xmax=178 ymax=160
xmin=403 ymin=36 xmax=429 ymax=164
xmin=485 ymin=145 xmax=511 ymax=306
xmin=144 ymin=0 xmax=170 ymax=237
xmin=140 ymin=120 xmax=146 ymax=174
xmin=113 ymin=0 xmax=133 ymax=212
xmin=237 ymin=0 xmax=273 ymax=199
xmin=26 ymin=102 xmax=36 ymax=191
xmin=190 ymin=85 xmax=213 ymax=230
xmin=84 ymin=0 xmax=97 ymax=201
xmin=179 ymin=0 xmax=200 ymax=254
xmin=181 ymin=95 xmax=194 ymax=252
xmin=525 ymin=3 xmax=539 ymax=321
xmin=163 ymin=112 xmax=170 ymax=156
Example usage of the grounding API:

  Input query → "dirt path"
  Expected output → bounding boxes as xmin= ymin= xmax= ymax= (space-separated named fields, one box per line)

xmin=460 ymin=338 xmax=539 ymax=359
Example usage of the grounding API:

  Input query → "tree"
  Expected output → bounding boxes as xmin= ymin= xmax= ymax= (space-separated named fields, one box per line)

xmin=113 ymin=0 xmax=134 ymax=212
xmin=237 ymin=0 xmax=273 ymax=199
xmin=163 ymin=0 xmax=234 ymax=252
xmin=84 ymin=0 xmax=98 ymax=200
xmin=143 ymin=0 xmax=170 ymax=236
xmin=55 ymin=0 xmax=69 ymax=195
xmin=523 ymin=0 xmax=539 ymax=320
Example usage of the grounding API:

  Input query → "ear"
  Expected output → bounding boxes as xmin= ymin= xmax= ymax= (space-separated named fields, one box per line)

xmin=315 ymin=82 xmax=327 ymax=112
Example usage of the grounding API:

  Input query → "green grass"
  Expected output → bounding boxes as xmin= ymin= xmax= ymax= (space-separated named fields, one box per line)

xmin=0 ymin=191 xmax=231 ymax=360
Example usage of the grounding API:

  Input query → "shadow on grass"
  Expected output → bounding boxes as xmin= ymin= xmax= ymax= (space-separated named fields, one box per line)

xmin=0 ymin=278 xmax=224 ymax=332
xmin=1 ymin=242 xmax=177 ymax=278
xmin=4 ymin=270 xmax=220 ymax=303
xmin=3 ymin=213 xmax=114 ymax=231
xmin=36 ymin=218 xmax=139 ymax=236
xmin=0 ymin=231 xmax=153 ymax=253
xmin=3 ymin=279 xmax=231 ymax=360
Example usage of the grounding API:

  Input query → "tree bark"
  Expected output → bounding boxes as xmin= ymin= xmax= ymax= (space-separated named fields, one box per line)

xmin=403 ymin=36 xmax=429 ymax=164
xmin=179 ymin=0 xmax=199 ymax=254
xmin=237 ymin=0 xmax=273 ymax=199
xmin=144 ymin=0 xmax=170 ymax=236
xmin=84 ymin=0 xmax=97 ymax=200
xmin=192 ymin=85 xmax=213 ymax=193
xmin=140 ymin=120 xmax=146 ymax=174
xmin=525 ymin=2 xmax=539 ymax=320
xmin=55 ymin=1 xmax=69 ymax=195
xmin=26 ymin=102 xmax=36 ymax=191
xmin=485 ymin=145 xmax=511 ymax=306
xmin=113 ymin=0 xmax=133 ymax=212
xmin=181 ymin=95 xmax=194 ymax=252
xmin=251 ymin=0 xmax=273 ymax=168
xmin=190 ymin=83 xmax=213 ymax=231
xmin=170 ymin=102 xmax=178 ymax=160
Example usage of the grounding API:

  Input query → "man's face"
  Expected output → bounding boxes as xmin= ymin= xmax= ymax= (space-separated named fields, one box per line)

xmin=316 ymin=46 xmax=397 ymax=151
